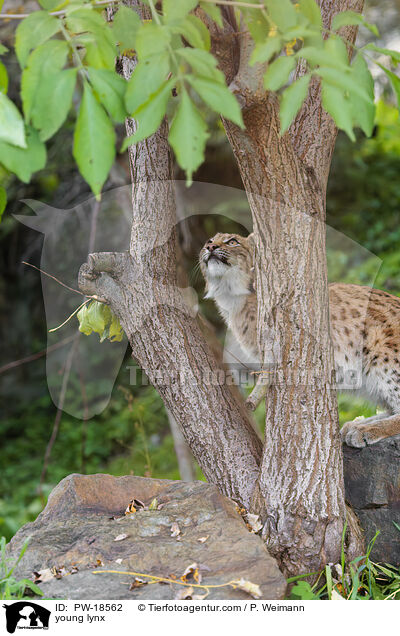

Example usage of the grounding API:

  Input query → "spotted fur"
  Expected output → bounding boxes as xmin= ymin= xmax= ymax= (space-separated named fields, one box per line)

xmin=200 ymin=232 xmax=400 ymax=447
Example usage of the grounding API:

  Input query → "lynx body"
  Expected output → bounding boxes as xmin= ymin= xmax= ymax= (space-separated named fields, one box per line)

xmin=200 ymin=232 xmax=400 ymax=448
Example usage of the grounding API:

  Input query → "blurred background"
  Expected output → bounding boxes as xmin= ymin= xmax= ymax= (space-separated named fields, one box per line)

xmin=1 ymin=0 xmax=400 ymax=541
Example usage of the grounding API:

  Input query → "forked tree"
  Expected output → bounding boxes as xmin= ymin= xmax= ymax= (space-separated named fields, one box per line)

xmin=2 ymin=0 xmax=399 ymax=577
xmin=79 ymin=0 xmax=366 ymax=576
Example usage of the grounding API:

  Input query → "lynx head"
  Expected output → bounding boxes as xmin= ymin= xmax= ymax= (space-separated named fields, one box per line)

xmin=199 ymin=232 xmax=255 ymax=299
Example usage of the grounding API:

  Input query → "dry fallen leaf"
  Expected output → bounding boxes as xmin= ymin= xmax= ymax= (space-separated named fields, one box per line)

xmin=181 ymin=562 xmax=202 ymax=584
xmin=232 ymin=578 xmax=262 ymax=599
xmin=115 ymin=558 xmax=123 ymax=565
xmin=114 ymin=533 xmax=129 ymax=542
xmin=245 ymin=513 xmax=263 ymax=533
xmin=32 ymin=568 xmax=53 ymax=584
xmin=170 ymin=522 xmax=181 ymax=538
xmin=175 ymin=586 xmax=194 ymax=600
xmin=95 ymin=558 xmax=104 ymax=568
xmin=129 ymin=577 xmax=148 ymax=590
xmin=125 ymin=500 xmax=137 ymax=515
xmin=197 ymin=536 xmax=209 ymax=543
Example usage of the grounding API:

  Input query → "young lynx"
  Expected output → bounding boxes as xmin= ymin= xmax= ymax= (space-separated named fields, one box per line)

xmin=200 ymin=232 xmax=400 ymax=448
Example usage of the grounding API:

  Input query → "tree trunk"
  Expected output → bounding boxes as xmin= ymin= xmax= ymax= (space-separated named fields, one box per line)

xmin=221 ymin=0 xmax=365 ymax=574
xmin=78 ymin=0 xmax=367 ymax=577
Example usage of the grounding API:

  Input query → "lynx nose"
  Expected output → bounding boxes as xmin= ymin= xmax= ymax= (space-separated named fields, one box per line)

xmin=207 ymin=243 xmax=218 ymax=252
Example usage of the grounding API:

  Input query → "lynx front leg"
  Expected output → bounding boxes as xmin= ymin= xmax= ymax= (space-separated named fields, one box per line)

xmin=341 ymin=413 xmax=400 ymax=447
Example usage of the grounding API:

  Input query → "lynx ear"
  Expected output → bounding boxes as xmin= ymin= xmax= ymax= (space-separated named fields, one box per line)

xmin=247 ymin=232 xmax=255 ymax=246
xmin=246 ymin=232 xmax=256 ymax=268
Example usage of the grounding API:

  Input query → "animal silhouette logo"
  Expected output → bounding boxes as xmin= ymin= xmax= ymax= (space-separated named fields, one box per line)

xmin=3 ymin=602 xmax=50 ymax=633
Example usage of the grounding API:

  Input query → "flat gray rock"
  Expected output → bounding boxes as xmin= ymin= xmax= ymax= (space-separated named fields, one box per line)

xmin=7 ymin=474 xmax=286 ymax=600
xmin=343 ymin=435 xmax=400 ymax=565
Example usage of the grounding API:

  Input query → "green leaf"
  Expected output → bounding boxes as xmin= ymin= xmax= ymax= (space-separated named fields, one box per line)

xmin=15 ymin=11 xmax=61 ymax=68
xmin=88 ymin=68 xmax=127 ymax=123
xmin=169 ymin=90 xmax=209 ymax=185
xmin=112 ymin=4 xmax=141 ymax=51
xmin=264 ymin=55 xmax=296 ymax=91
xmin=32 ymin=68 xmax=77 ymax=141
xmin=66 ymin=7 xmax=107 ymax=33
xmin=135 ymin=23 xmax=171 ymax=58
xmin=77 ymin=300 xmax=122 ymax=342
xmin=324 ymin=36 xmax=349 ymax=67
xmin=125 ymin=53 xmax=170 ymax=114
xmin=298 ymin=0 xmax=322 ymax=28
xmin=363 ymin=43 xmax=400 ymax=66
xmin=297 ymin=45 xmax=348 ymax=70
xmin=163 ymin=0 xmax=198 ymax=23
xmin=81 ymin=36 xmax=116 ymax=70
xmin=177 ymin=48 xmax=224 ymax=82
xmin=21 ymin=40 xmax=69 ymax=122
xmin=250 ymin=36 xmax=282 ymax=65
xmin=315 ymin=66 xmax=371 ymax=103
xmin=0 ymin=93 xmax=26 ymax=147
xmin=377 ymin=63 xmax=400 ymax=110
xmin=38 ymin=0 xmax=66 ymax=9
xmin=279 ymin=73 xmax=311 ymax=133
xmin=0 ymin=61 xmax=8 ymax=93
xmin=321 ymin=82 xmax=355 ymax=141
xmin=0 ymin=126 xmax=47 ymax=182
xmin=332 ymin=10 xmax=379 ymax=36
xmin=350 ymin=54 xmax=375 ymax=136
xmin=174 ymin=15 xmax=210 ymax=50
xmin=73 ymin=82 xmax=116 ymax=197
xmin=0 ymin=44 xmax=8 ymax=55
xmin=78 ymin=300 xmax=110 ymax=338
xmin=109 ymin=313 xmax=123 ymax=342
xmin=199 ymin=1 xmax=223 ymax=27
xmin=0 ymin=185 xmax=6 ymax=220
xmin=264 ymin=0 xmax=297 ymax=32
xmin=122 ymin=79 xmax=174 ymax=150
xmin=67 ymin=7 xmax=116 ymax=68
xmin=187 ymin=76 xmax=244 ymax=127
xmin=332 ymin=10 xmax=363 ymax=30
xmin=240 ymin=8 xmax=271 ymax=43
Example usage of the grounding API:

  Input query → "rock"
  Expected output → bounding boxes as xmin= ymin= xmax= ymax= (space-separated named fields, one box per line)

xmin=343 ymin=435 xmax=400 ymax=565
xmin=7 ymin=474 xmax=286 ymax=600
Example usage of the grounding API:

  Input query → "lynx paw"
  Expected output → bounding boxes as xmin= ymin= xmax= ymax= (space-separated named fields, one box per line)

xmin=340 ymin=421 xmax=384 ymax=448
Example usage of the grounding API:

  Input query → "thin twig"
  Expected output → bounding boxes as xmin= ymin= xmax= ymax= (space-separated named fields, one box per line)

xmin=0 ymin=336 xmax=75 ymax=375
xmin=0 ymin=0 xmax=120 ymax=19
xmin=48 ymin=298 xmax=91 ymax=332
xmin=93 ymin=569 xmax=246 ymax=591
xmin=0 ymin=0 xmax=264 ymax=20
xmin=22 ymin=261 xmax=87 ymax=297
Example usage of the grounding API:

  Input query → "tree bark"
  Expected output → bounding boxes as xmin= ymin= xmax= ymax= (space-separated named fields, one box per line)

xmin=221 ymin=0 xmax=365 ymax=574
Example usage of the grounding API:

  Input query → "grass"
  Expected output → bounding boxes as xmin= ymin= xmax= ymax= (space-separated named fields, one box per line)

xmin=0 ymin=537 xmax=43 ymax=600
xmin=288 ymin=527 xmax=400 ymax=600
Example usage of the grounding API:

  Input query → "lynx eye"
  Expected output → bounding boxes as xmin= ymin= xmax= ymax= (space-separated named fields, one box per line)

xmin=226 ymin=238 xmax=239 ymax=246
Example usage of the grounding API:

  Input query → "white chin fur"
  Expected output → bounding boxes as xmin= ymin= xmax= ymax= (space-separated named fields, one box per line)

xmin=206 ymin=259 xmax=229 ymax=277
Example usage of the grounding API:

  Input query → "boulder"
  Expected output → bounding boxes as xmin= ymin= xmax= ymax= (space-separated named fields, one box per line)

xmin=7 ymin=474 xmax=286 ymax=600
xmin=343 ymin=435 xmax=400 ymax=565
